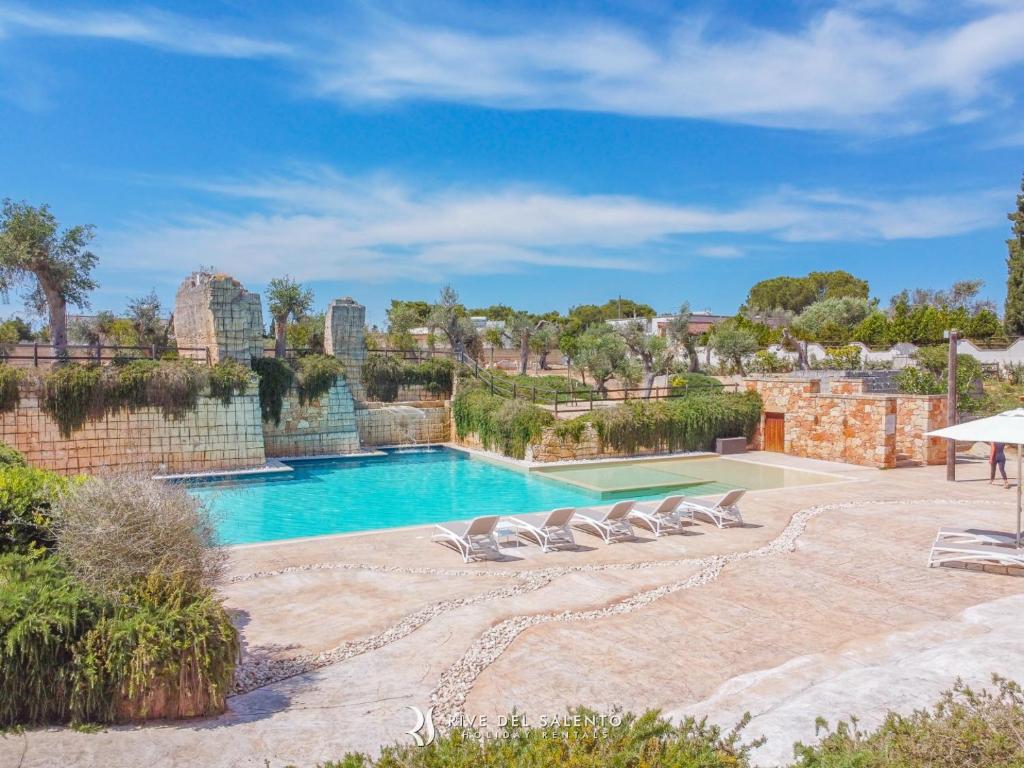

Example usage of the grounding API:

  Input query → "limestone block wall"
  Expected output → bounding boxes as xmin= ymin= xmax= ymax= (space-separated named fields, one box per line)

xmin=325 ymin=298 xmax=367 ymax=401
xmin=746 ymin=377 xmax=946 ymax=468
xmin=174 ymin=272 xmax=264 ymax=364
xmin=895 ymin=395 xmax=949 ymax=464
xmin=0 ymin=388 xmax=266 ymax=475
xmin=357 ymin=402 xmax=450 ymax=446
xmin=262 ymin=380 xmax=361 ymax=457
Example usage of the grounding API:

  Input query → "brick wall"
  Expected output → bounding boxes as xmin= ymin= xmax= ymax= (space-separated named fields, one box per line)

xmin=746 ymin=377 xmax=946 ymax=468
xmin=0 ymin=387 xmax=266 ymax=475
xmin=261 ymin=380 xmax=361 ymax=457
xmin=174 ymin=272 xmax=264 ymax=364
xmin=357 ymin=402 xmax=450 ymax=446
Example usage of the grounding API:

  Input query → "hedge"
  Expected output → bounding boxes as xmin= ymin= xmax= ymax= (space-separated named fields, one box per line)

xmin=569 ymin=392 xmax=763 ymax=455
xmin=452 ymin=383 xmax=553 ymax=459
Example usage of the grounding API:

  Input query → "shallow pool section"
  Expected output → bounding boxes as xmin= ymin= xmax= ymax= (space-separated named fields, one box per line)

xmin=187 ymin=448 xmax=837 ymax=545
xmin=535 ymin=455 xmax=837 ymax=497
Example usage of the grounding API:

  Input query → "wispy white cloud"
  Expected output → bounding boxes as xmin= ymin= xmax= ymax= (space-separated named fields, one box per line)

xmin=101 ymin=168 xmax=1007 ymax=284
xmin=3 ymin=3 xmax=1023 ymax=132
xmin=308 ymin=4 xmax=1024 ymax=131
xmin=696 ymin=245 xmax=744 ymax=259
xmin=0 ymin=4 xmax=291 ymax=58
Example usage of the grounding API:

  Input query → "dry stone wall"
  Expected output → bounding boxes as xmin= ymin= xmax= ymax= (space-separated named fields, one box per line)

xmin=746 ymin=377 xmax=947 ymax=468
xmin=0 ymin=386 xmax=266 ymax=475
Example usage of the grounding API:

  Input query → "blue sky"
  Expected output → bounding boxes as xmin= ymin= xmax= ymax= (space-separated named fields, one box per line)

xmin=1 ymin=0 xmax=1023 ymax=327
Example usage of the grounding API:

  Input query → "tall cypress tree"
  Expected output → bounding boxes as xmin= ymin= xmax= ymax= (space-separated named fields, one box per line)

xmin=1004 ymin=175 xmax=1024 ymax=335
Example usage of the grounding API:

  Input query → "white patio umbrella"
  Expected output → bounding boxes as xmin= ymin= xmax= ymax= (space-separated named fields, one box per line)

xmin=928 ymin=408 xmax=1024 ymax=547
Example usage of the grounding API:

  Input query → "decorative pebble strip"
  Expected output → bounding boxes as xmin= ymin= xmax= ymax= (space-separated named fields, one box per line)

xmin=230 ymin=497 xmax=1009 ymax=698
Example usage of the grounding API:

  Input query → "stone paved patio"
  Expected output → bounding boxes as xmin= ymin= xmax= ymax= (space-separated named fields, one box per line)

xmin=3 ymin=452 xmax=1023 ymax=767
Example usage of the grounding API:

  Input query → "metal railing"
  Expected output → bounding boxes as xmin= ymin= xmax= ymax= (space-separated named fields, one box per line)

xmin=0 ymin=342 xmax=212 ymax=367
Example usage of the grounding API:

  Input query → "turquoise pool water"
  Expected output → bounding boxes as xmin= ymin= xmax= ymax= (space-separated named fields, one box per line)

xmin=190 ymin=448 xmax=741 ymax=545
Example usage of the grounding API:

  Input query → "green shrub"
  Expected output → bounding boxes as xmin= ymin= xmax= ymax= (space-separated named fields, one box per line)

xmin=404 ymin=357 xmax=454 ymax=397
xmin=452 ymin=383 xmax=554 ymax=459
xmin=0 ymin=465 xmax=68 ymax=554
xmin=669 ymin=371 xmax=726 ymax=392
xmin=364 ymin=355 xmax=404 ymax=402
xmin=207 ymin=359 xmax=251 ymax=405
xmin=792 ymin=676 xmax=1024 ymax=768
xmin=52 ymin=473 xmax=224 ymax=598
xmin=0 ymin=554 xmax=238 ymax=726
xmin=0 ymin=442 xmax=26 ymax=468
xmin=815 ymin=345 xmax=862 ymax=371
xmin=322 ymin=708 xmax=755 ymax=768
xmin=70 ymin=573 xmax=238 ymax=723
xmin=0 ymin=363 xmax=22 ymax=413
xmin=563 ymin=392 xmax=762 ymax=455
xmin=897 ymin=352 xmax=984 ymax=409
xmin=0 ymin=552 xmax=101 ymax=726
xmin=747 ymin=350 xmax=794 ymax=374
xmin=295 ymin=354 xmax=345 ymax=405
xmin=251 ymin=357 xmax=295 ymax=425
xmin=364 ymin=356 xmax=455 ymax=402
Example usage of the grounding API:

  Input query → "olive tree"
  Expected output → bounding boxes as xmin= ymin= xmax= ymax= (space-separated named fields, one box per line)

xmin=0 ymin=200 xmax=98 ymax=356
xmin=575 ymin=324 xmax=638 ymax=395
xmin=267 ymin=275 xmax=314 ymax=358
xmin=709 ymin=323 xmax=759 ymax=375
xmin=618 ymin=319 xmax=672 ymax=395
xmin=665 ymin=303 xmax=700 ymax=372
xmin=428 ymin=285 xmax=479 ymax=360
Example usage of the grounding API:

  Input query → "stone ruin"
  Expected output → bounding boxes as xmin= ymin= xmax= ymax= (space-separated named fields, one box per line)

xmin=324 ymin=297 xmax=367 ymax=401
xmin=174 ymin=272 xmax=264 ymax=364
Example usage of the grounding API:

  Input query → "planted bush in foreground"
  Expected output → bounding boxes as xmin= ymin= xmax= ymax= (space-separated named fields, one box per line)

xmin=0 ymin=554 xmax=238 ymax=725
xmin=327 ymin=709 xmax=755 ymax=768
xmin=0 ymin=474 xmax=238 ymax=726
xmin=0 ymin=461 xmax=68 ymax=554
xmin=51 ymin=473 xmax=225 ymax=597
xmin=317 ymin=677 xmax=1024 ymax=768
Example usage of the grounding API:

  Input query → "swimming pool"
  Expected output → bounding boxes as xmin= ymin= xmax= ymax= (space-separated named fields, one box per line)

xmin=188 ymin=448 xmax=836 ymax=546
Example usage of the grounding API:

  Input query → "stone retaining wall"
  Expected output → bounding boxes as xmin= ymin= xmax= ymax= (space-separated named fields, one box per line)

xmin=0 ymin=387 xmax=266 ymax=475
xmin=357 ymin=402 xmax=450 ymax=446
xmin=261 ymin=380 xmax=360 ymax=457
xmin=746 ymin=376 xmax=947 ymax=468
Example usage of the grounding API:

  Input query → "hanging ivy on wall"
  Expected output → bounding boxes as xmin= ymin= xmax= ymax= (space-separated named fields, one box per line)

xmin=37 ymin=359 xmax=251 ymax=438
xmin=294 ymin=354 xmax=345 ymax=406
xmin=0 ymin=365 xmax=23 ymax=414
xmin=251 ymin=358 xmax=294 ymax=426
xmin=451 ymin=382 xmax=554 ymax=459
xmin=363 ymin=355 xmax=455 ymax=402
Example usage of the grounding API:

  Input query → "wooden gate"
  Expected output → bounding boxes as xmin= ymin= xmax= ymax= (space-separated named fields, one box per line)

xmin=764 ymin=412 xmax=785 ymax=452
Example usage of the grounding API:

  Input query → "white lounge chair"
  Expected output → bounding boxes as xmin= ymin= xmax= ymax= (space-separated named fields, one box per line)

xmin=928 ymin=539 xmax=1024 ymax=569
xmin=571 ymin=500 xmax=636 ymax=544
xmin=679 ymin=489 xmax=745 ymax=528
xmin=628 ymin=495 xmax=691 ymax=537
xmin=935 ymin=527 xmax=1020 ymax=547
xmin=507 ymin=507 xmax=577 ymax=552
xmin=432 ymin=515 xmax=502 ymax=562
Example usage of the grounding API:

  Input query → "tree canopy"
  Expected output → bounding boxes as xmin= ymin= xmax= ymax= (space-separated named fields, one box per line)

xmin=745 ymin=270 xmax=869 ymax=314
xmin=267 ymin=275 xmax=314 ymax=358
xmin=1005 ymin=175 xmax=1024 ymax=335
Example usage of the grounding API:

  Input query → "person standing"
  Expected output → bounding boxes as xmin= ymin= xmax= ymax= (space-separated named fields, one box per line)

xmin=990 ymin=442 xmax=1009 ymax=488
